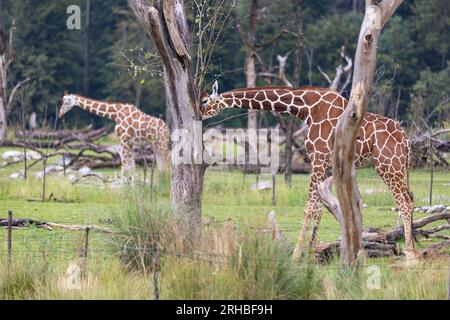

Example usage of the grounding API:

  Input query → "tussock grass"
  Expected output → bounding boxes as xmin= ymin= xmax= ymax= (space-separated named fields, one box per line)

xmin=108 ymin=189 xmax=322 ymax=299
xmin=0 ymin=164 xmax=449 ymax=299
xmin=318 ymin=258 xmax=449 ymax=300
xmin=0 ymin=258 xmax=50 ymax=299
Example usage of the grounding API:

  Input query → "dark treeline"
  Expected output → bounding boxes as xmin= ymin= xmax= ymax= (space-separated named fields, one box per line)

xmin=1 ymin=0 xmax=449 ymax=130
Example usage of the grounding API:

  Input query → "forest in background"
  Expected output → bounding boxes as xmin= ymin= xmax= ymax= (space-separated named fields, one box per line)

xmin=1 ymin=0 xmax=449 ymax=130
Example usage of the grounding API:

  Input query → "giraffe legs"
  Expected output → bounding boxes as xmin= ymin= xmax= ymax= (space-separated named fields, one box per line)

xmin=375 ymin=164 xmax=415 ymax=258
xmin=120 ymin=141 xmax=136 ymax=184
xmin=152 ymin=141 xmax=170 ymax=172
xmin=292 ymin=161 xmax=328 ymax=261
xmin=310 ymin=203 xmax=325 ymax=248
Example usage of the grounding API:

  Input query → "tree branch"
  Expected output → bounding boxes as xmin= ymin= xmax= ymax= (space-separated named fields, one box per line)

xmin=318 ymin=45 xmax=353 ymax=92
xmin=317 ymin=66 xmax=332 ymax=84
xmin=317 ymin=176 xmax=342 ymax=222
xmin=255 ymin=29 xmax=285 ymax=48
xmin=128 ymin=0 xmax=172 ymax=69
xmin=162 ymin=0 xmax=191 ymax=59
xmin=276 ymin=53 xmax=293 ymax=87
xmin=7 ymin=76 xmax=31 ymax=111
xmin=379 ymin=0 xmax=403 ymax=28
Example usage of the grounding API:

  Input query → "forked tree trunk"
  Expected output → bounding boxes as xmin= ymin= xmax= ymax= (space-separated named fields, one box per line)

xmin=128 ymin=0 xmax=205 ymax=242
xmin=332 ymin=0 xmax=403 ymax=266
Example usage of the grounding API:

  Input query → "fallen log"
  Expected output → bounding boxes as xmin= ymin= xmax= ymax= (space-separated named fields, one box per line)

xmin=314 ymin=233 xmax=399 ymax=263
xmin=418 ymin=240 xmax=450 ymax=258
xmin=15 ymin=126 xmax=94 ymax=139
xmin=5 ymin=127 xmax=108 ymax=149
xmin=315 ymin=176 xmax=450 ymax=262
xmin=0 ymin=217 xmax=113 ymax=233
xmin=0 ymin=218 xmax=50 ymax=229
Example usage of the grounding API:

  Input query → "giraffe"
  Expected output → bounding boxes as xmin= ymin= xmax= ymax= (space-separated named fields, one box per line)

xmin=59 ymin=92 xmax=171 ymax=182
xmin=200 ymin=81 xmax=415 ymax=259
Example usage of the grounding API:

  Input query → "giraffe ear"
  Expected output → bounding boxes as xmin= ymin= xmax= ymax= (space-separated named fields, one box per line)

xmin=212 ymin=80 xmax=218 ymax=95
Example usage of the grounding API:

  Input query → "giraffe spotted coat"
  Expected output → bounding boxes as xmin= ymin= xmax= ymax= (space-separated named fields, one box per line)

xmin=59 ymin=93 xmax=170 ymax=182
xmin=200 ymin=84 xmax=415 ymax=258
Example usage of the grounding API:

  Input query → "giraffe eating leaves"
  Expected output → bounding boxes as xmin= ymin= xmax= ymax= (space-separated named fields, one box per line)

xmin=201 ymin=81 xmax=415 ymax=259
xmin=59 ymin=92 xmax=171 ymax=182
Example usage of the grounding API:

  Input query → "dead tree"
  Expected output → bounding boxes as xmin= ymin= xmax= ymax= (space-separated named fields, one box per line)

xmin=237 ymin=0 xmax=285 ymax=173
xmin=128 ymin=0 xmax=206 ymax=243
xmin=318 ymin=45 xmax=353 ymax=94
xmin=332 ymin=0 xmax=403 ymax=266
xmin=0 ymin=18 xmax=31 ymax=144
xmin=257 ymin=48 xmax=310 ymax=174
xmin=251 ymin=0 xmax=304 ymax=184
xmin=238 ymin=0 xmax=258 ymax=133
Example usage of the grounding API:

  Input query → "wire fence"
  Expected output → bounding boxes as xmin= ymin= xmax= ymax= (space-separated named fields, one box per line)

xmin=2 ymin=214 xmax=450 ymax=272
xmin=2 ymin=211 xmax=450 ymax=300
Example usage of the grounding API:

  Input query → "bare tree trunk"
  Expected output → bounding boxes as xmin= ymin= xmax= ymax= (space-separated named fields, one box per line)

xmin=0 ymin=16 xmax=29 ymax=145
xmin=332 ymin=0 xmax=403 ymax=266
xmin=285 ymin=0 xmax=303 ymax=186
xmin=128 ymin=0 xmax=205 ymax=243
xmin=0 ymin=71 xmax=6 ymax=143
xmin=245 ymin=0 xmax=258 ymax=132
xmin=0 ymin=16 xmax=8 ymax=143
xmin=83 ymin=0 xmax=91 ymax=96
xmin=241 ymin=0 xmax=258 ymax=175
xmin=135 ymin=82 xmax=142 ymax=108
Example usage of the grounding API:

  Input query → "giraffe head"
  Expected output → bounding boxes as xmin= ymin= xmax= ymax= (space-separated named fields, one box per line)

xmin=59 ymin=91 xmax=77 ymax=118
xmin=200 ymin=81 xmax=226 ymax=120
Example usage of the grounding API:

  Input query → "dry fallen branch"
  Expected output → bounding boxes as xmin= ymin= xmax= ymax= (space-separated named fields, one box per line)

xmin=315 ymin=176 xmax=450 ymax=262
xmin=9 ymin=127 xmax=108 ymax=148
xmin=0 ymin=217 xmax=113 ymax=233
xmin=410 ymin=126 xmax=449 ymax=167
xmin=3 ymin=125 xmax=157 ymax=171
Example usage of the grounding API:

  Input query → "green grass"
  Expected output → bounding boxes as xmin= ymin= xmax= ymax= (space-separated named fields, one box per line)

xmin=0 ymin=148 xmax=449 ymax=299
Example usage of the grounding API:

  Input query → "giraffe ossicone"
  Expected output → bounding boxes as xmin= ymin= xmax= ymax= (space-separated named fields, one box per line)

xmin=201 ymin=83 xmax=415 ymax=259
xmin=60 ymin=92 xmax=171 ymax=183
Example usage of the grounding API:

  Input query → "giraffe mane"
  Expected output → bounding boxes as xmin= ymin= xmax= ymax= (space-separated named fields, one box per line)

xmin=225 ymin=86 xmax=341 ymax=95
xmin=71 ymin=94 xmax=131 ymax=106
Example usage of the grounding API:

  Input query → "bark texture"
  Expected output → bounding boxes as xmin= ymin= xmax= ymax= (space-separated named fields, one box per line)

xmin=128 ymin=0 xmax=205 ymax=241
xmin=332 ymin=0 xmax=403 ymax=266
xmin=244 ymin=0 xmax=258 ymax=132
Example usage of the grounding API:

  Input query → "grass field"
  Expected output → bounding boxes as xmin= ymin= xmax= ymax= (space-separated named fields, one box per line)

xmin=0 ymin=148 xmax=449 ymax=299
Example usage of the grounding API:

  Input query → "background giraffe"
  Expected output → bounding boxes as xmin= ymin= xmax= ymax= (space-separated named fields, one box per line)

xmin=200 ymin=82 xmax=414 ymax=258
xmin=59 ymin=92 xmax=171 ymax=181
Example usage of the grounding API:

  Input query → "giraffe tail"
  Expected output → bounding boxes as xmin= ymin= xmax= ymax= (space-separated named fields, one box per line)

xmin=405 ymin=137 xmax=413 ymax=202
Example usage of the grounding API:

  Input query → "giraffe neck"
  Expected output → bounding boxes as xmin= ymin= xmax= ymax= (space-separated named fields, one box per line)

xmin=73 ymin=95 xmax=118 ymax=121
xmin=218 ymin=87 xmax=344 ymax=122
